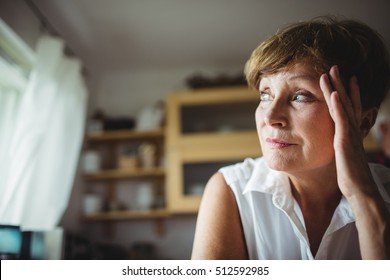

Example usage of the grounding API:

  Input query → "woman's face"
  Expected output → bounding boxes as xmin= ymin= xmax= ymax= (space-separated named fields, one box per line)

xmin=256 ymin=62 xmax=336 ymax=173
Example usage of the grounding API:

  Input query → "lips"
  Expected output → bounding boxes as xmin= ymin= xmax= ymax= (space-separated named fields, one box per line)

xmin=265 ymin=137 xmax=294 ymax=148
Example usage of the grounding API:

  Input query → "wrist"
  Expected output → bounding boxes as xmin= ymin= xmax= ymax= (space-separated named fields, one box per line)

xmin=349 ymin=194 xmax=389 ymax=259
xmin=350 ymin=194 xmax=385 ymax=220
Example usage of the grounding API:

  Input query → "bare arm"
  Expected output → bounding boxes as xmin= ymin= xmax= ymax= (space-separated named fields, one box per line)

xmin=191 ymin=172 xmax=248 ymax=259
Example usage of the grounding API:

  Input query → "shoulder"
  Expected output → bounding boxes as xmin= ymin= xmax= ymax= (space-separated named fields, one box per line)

xmin=191 ymin=171 xmax=248 ymax=259
xmin=199 ymin=171 xmax=237 ymax=218
xmin=204 ymin=156 xmax=267 ymax=209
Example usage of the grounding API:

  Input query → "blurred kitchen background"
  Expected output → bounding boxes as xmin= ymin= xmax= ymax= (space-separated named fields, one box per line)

xmin=0 ymin=0 xmax=389 ymax=260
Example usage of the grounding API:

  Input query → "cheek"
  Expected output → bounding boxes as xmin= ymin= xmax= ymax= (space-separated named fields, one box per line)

xmin=255 ymin=105 xmax=267 ymax=141
xmin=302 ymin=109 xmax=335 ymax=145
xmin=255 ymin=104 xmax=265 ymax=127
xmin=282 ymin=103 xmax=335 ymax=150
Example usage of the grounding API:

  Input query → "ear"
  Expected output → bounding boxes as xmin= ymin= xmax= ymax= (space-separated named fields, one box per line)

xmin=360 ymin=107 xmax=378 ymax=138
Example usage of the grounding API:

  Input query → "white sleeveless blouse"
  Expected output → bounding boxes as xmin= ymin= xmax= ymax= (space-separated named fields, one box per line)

xmin=219 ymin=157 xmax=390 ymax=259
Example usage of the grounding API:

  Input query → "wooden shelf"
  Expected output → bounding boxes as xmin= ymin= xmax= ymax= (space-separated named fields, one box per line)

xmin=85 ymin=128 xmax=164 ymax=142
xmin=84 ymin=167 xmax=165 ymax=180
xmin=82 ymin=208 xmax=169 ymax=221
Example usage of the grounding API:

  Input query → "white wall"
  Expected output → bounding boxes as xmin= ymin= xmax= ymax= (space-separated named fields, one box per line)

xmin=93 ymin=65 xmax=244 ymax=118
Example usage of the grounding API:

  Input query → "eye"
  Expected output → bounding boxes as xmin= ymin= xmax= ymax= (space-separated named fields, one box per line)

xmin=260 ymin=92 xmax=272 ymax=102
xmin=292 ymin=91 xmax=315 ymax=103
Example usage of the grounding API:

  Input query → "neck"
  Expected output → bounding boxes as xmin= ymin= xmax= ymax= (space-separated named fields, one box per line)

xmin=286 ymin=165 xmax=342 ymax=256
xmin=287 ymin=164 xmax=341 ymax=212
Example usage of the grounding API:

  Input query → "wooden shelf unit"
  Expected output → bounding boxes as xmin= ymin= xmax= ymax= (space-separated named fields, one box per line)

xmin=81 ymin=128 xmax=166 ymax=221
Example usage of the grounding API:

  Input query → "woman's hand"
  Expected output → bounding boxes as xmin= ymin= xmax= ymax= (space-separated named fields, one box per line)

xmin=320 ymin=65 xmax=389 ymax=259
xmin=319 ymin=65 xmax=376 ymax=199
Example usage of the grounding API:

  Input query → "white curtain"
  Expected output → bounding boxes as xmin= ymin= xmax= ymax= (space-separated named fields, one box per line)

xmin=0 ymin=35 xmax=88 ymax=230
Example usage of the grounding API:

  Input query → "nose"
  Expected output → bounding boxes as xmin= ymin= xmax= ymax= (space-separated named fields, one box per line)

xmin=262 ymin=101 xmax=288 ymax=128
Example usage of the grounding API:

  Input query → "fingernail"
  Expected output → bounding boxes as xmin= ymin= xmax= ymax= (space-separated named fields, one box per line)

xmin=333 ymin=65 xmax=339 ymax=75
xmin=322 ymin=73 xmax=329 ymax=82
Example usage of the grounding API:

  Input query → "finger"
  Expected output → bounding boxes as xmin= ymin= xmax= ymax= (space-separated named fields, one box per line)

xmin=319 ymin=73 xmax=335 ymax=118
xmin=328 ymin=65 xmax=355 ymax=118
xmin=331 ymin=91 xmax=349 ymax=143
xmin=349 ymin=76 xmax=362 ymax=125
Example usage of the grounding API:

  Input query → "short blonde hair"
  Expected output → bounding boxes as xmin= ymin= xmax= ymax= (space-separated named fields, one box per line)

xmin=245 ymin=16 xmax=390 ymax=109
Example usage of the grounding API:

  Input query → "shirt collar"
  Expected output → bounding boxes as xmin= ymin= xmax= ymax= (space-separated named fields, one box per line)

xmin=243 ymin=158 xmax=294 ymax=212
xmin=325 ymin=196 xmax=355 ymax=235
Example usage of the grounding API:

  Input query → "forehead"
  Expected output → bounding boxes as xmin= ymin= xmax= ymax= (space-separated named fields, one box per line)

xmin=259 ymin=62 xmax=321 ymax=84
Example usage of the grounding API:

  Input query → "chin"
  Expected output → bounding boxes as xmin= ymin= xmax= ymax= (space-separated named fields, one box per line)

xmin=264 ymin=153 xmax=336 ymax=174
xmin=264 ymin=155 xmax=296 ymax=171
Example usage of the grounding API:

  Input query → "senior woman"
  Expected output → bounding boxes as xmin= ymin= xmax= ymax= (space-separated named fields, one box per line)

xmin=191 ymin=16 xmax=390 ymax=260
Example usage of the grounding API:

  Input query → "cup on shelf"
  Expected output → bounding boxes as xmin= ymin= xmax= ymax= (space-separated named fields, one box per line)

xmin=82 ymin=194 xmax=103 ymax=214
xmin=135 ymin=183 xmax=154 ymax=210
xmin=81 ymin=150 xmax=101 ymax=172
